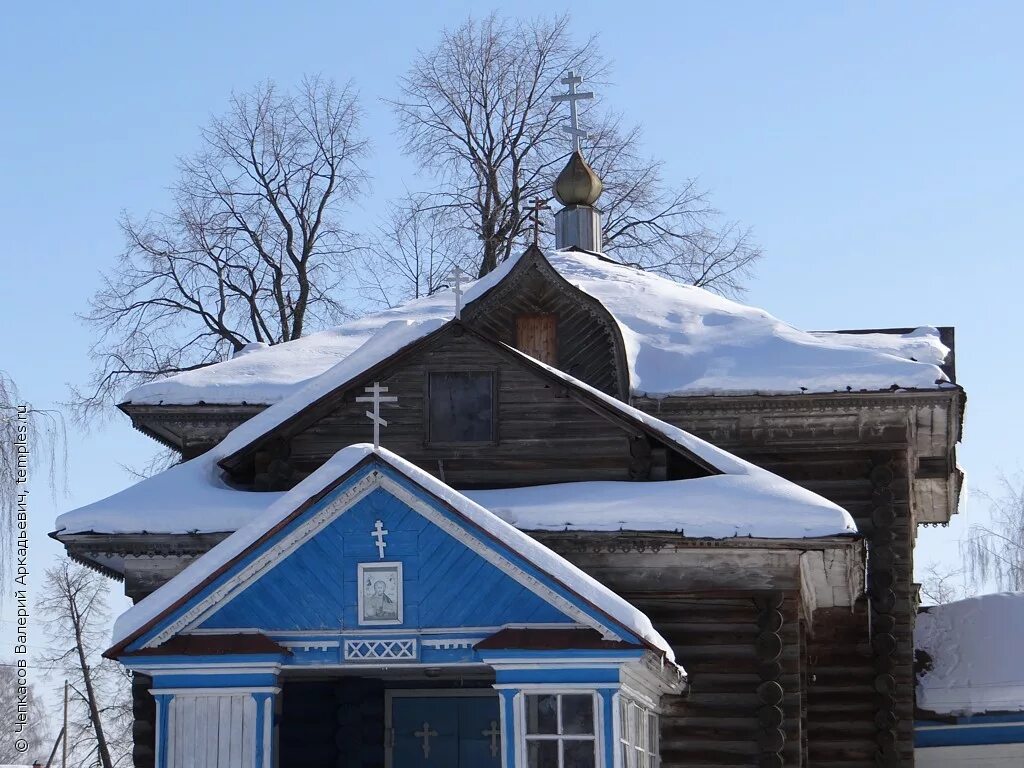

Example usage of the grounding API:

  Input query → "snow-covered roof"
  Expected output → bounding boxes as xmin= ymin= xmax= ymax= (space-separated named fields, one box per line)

xmin=122 ymin=249 xmax=951 ymax=406
xmin=56 ymin=329 xmax=855 ymax=540
xmin=916 ymin=593 xmax=1024 ymax=716
xmin=109 ymin=444 xmax=678 ymax=663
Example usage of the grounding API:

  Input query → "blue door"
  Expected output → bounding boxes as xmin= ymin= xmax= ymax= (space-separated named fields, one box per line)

xmin=391 ymin=695 xmax=501 ymax=767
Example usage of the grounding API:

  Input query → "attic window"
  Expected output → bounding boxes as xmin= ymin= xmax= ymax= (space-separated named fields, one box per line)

xmin=427 ymin=371 xmax=496 ymax=444
xmin=516 ymin=313 xmax=558 ymax=366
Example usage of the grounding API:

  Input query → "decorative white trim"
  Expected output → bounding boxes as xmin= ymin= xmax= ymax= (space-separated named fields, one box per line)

xmin=261 ymin=695 xmax=272 ymax=767
xmin=146 ymin=469 xmax=622 ymax=649
xmin=380 ymin=475 xmax=622 ymax=641
xmin=279 ymin=640 xmax=340 ymax=652
xmin=129 ymin=662 xmax=281 ymax=676
xmin=145 ymin=472 xmax=380 ymax=648
xmin=344 ymin=638 xmax=418 ymax=661
xmin=421 ymin=638 xmax=478 ymax=650
xmin=149 ymin=686 xmax=281 ymax=696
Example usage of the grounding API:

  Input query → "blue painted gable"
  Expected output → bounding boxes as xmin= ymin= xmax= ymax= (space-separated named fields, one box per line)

xmin=197 ymin=481 xmax=569 ymax=632
xmin=120 ymin=459 xmax=634 ymax=655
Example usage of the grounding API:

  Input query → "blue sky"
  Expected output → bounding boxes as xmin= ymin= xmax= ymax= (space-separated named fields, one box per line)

xmin=2 ymin=1 xmax=1022 ymax=665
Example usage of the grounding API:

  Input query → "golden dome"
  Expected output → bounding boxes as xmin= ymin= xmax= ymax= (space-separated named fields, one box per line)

xmin=553 ymin=150 xmax=603 ymax=206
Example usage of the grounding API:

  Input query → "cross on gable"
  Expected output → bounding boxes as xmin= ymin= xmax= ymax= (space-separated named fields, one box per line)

xmin=551 ymin=69 xmax=594 ymax=152
xmin=447 ymin=266 xmax=466 ymax=319
xmin=355 ymin=382 xmax=398 ymax=449
xmin=371 ymin=519 xmax=389 ymax=559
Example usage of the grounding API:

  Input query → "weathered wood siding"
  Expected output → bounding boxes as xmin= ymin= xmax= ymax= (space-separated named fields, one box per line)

xmin=634 ymin=397 xmax=919 ymax=767
xmin=285 ymin=331 xmax=672 ymax=488
xmin=463 ymin=252 xmax=629 ymax=398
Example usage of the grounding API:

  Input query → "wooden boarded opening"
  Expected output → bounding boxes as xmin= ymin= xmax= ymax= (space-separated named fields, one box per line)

xmin=516 ymin=313 xmax=558 ymax=366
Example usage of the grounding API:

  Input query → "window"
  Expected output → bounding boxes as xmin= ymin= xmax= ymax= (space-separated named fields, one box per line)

xmin=516 ymin=313 xmax=558 ymax=366
xmin=524 ymin=693 xmax=597 ymax=768
xmin=619 ymin=698 xmax=658 ymax=768
xmin=427 ymin=371 xmax=495 ymax=444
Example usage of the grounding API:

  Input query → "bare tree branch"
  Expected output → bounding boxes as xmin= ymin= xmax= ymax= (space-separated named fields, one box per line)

xmin=385 ymin=12 xmax=762 ymax=295
xmin=72 ymin=77 xmax=370 ymax=422
xmin=965 ymin=474 xmax=1024 ymax=591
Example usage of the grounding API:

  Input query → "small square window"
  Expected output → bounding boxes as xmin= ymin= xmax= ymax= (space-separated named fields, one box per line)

xmin=427 ymin=371 xmax=495 ymax=443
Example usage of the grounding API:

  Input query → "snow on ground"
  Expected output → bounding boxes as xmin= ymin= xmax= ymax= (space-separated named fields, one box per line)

xmin=916 ymin=593 xmax=1024 ymax=716
xmin=122 ymin=250 xmax=950 ymax=406
xmin=109 ymin=444 xmax=680 ymax=665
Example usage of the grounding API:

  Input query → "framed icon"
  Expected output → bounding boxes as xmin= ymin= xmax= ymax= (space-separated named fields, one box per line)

xmin=358 ymin=562 xmax=403 ymax=625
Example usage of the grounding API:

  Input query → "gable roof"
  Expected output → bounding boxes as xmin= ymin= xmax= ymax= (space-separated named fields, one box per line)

xmin=120 ymin=249 xmax=953 ymax=407
xmin=213 ymin=318 xmax=721 ymax=475
xmin=107 ymin=445 xmax=675 ymax=662
xmin=55 ymin=321 xmax=855 ymax=542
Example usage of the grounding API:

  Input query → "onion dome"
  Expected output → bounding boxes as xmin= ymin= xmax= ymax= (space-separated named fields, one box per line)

xmin=553 ymin=150 xmax=603 ymax=206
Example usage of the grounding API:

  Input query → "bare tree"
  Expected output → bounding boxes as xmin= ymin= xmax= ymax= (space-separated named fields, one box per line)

xmin=73 ymin=76 xmax=370 ymax=420
xmin=388 ymin=12 xmax=761 ymax=291
xmin=0 ymin=372 xmax=66 ymax=593
xmin=38 ymin=560 xmax=133 ymax=768
xmin=359 ymin=195 xmax=475 ymax=309
xmin=0 ymin=660 xmax=51 ymax=764
xmin=965 ymin=475 xmax=1024 ymax=591
xmin=919 ymin=562 xmax=969 ymax=606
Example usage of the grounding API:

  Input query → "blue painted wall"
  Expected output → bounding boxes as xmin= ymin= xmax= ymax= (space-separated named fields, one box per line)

xmin=198 ymin=484 xmax=570 ymax=632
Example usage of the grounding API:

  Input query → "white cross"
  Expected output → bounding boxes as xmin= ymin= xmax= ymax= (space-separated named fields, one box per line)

xmin=552 ymin=70 xmax=594 ymax=152
xmin=414 ymin=722 xmax=438 ymax=758
xmin=482 ymin=720 xmax=501 ymax=758
xmin=448 ymin=266 xmax=466 ymax=319
xmin=355 ymin=382 xmax=398 ymax=449
xmin=370 ymin=519 xmax=389 ymax=559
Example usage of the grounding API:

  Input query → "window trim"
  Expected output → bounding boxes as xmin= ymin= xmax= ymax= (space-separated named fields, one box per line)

xmin=423 ymin=367 xmax=499 ymax=447
xmin=517 ymin=690 xmax=603 ymax=768
xmin=616 ymin=695 xmax=659 ymax=768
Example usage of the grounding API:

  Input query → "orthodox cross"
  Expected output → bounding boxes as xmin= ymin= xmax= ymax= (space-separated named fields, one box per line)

xmin=526 ymin=197 xmax=551 ymax=246
xmin=482 ymin=720 xmax=501 ymax=758
xmin=414 ymin=722 xmax=438 ymax=758
xmin=370 ymin=519 xmax=389 ymax=559
xmin=448 ymin=266 xmax=466 ymax=319
xmin=355 ymin=382 xmax=397 ymax=449
xmin=551 ymin=70 xmax=594 ymax=152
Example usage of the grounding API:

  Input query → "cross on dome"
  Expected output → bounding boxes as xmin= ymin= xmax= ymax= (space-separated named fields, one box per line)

xmin=552 ymin=70 xmax=594 ymax=152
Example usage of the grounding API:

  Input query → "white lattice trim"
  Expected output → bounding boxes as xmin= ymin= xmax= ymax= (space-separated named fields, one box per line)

xmin=344 ymin=638 xmax=419 ymax=661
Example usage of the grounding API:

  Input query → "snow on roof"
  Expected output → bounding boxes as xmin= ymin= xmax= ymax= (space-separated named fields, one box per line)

xmin=109 ymin=444 xmax=678 ymax=664
xmin=916 ymin=593 xmax=1024 ymax=716
xmin=122 ymin=250 xmax=950 ymax=406
xmin=56 ymin=325 xmax=854 ymax=540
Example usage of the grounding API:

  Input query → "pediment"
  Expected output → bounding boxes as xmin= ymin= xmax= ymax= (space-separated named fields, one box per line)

xmin=112 ymin=454 xmax=649 ymax=656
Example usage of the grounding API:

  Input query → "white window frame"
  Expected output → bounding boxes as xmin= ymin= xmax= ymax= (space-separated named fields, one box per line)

xmin=516 ymin=689 xmax=603 ymax=768
xmin=617 ymin=696 xmax=659 ymax=768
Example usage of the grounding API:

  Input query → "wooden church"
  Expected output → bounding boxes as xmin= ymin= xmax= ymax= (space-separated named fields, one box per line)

xmin=54 ymin=80 xmax=964 ymax=768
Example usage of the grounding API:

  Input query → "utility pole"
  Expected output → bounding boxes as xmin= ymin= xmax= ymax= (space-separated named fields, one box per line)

xmin=62 ymin=680 xmax=68 ymax=768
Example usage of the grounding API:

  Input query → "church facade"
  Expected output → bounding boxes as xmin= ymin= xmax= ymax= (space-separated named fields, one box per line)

xmin=55 ymin=142 xmax=964 ymax=768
